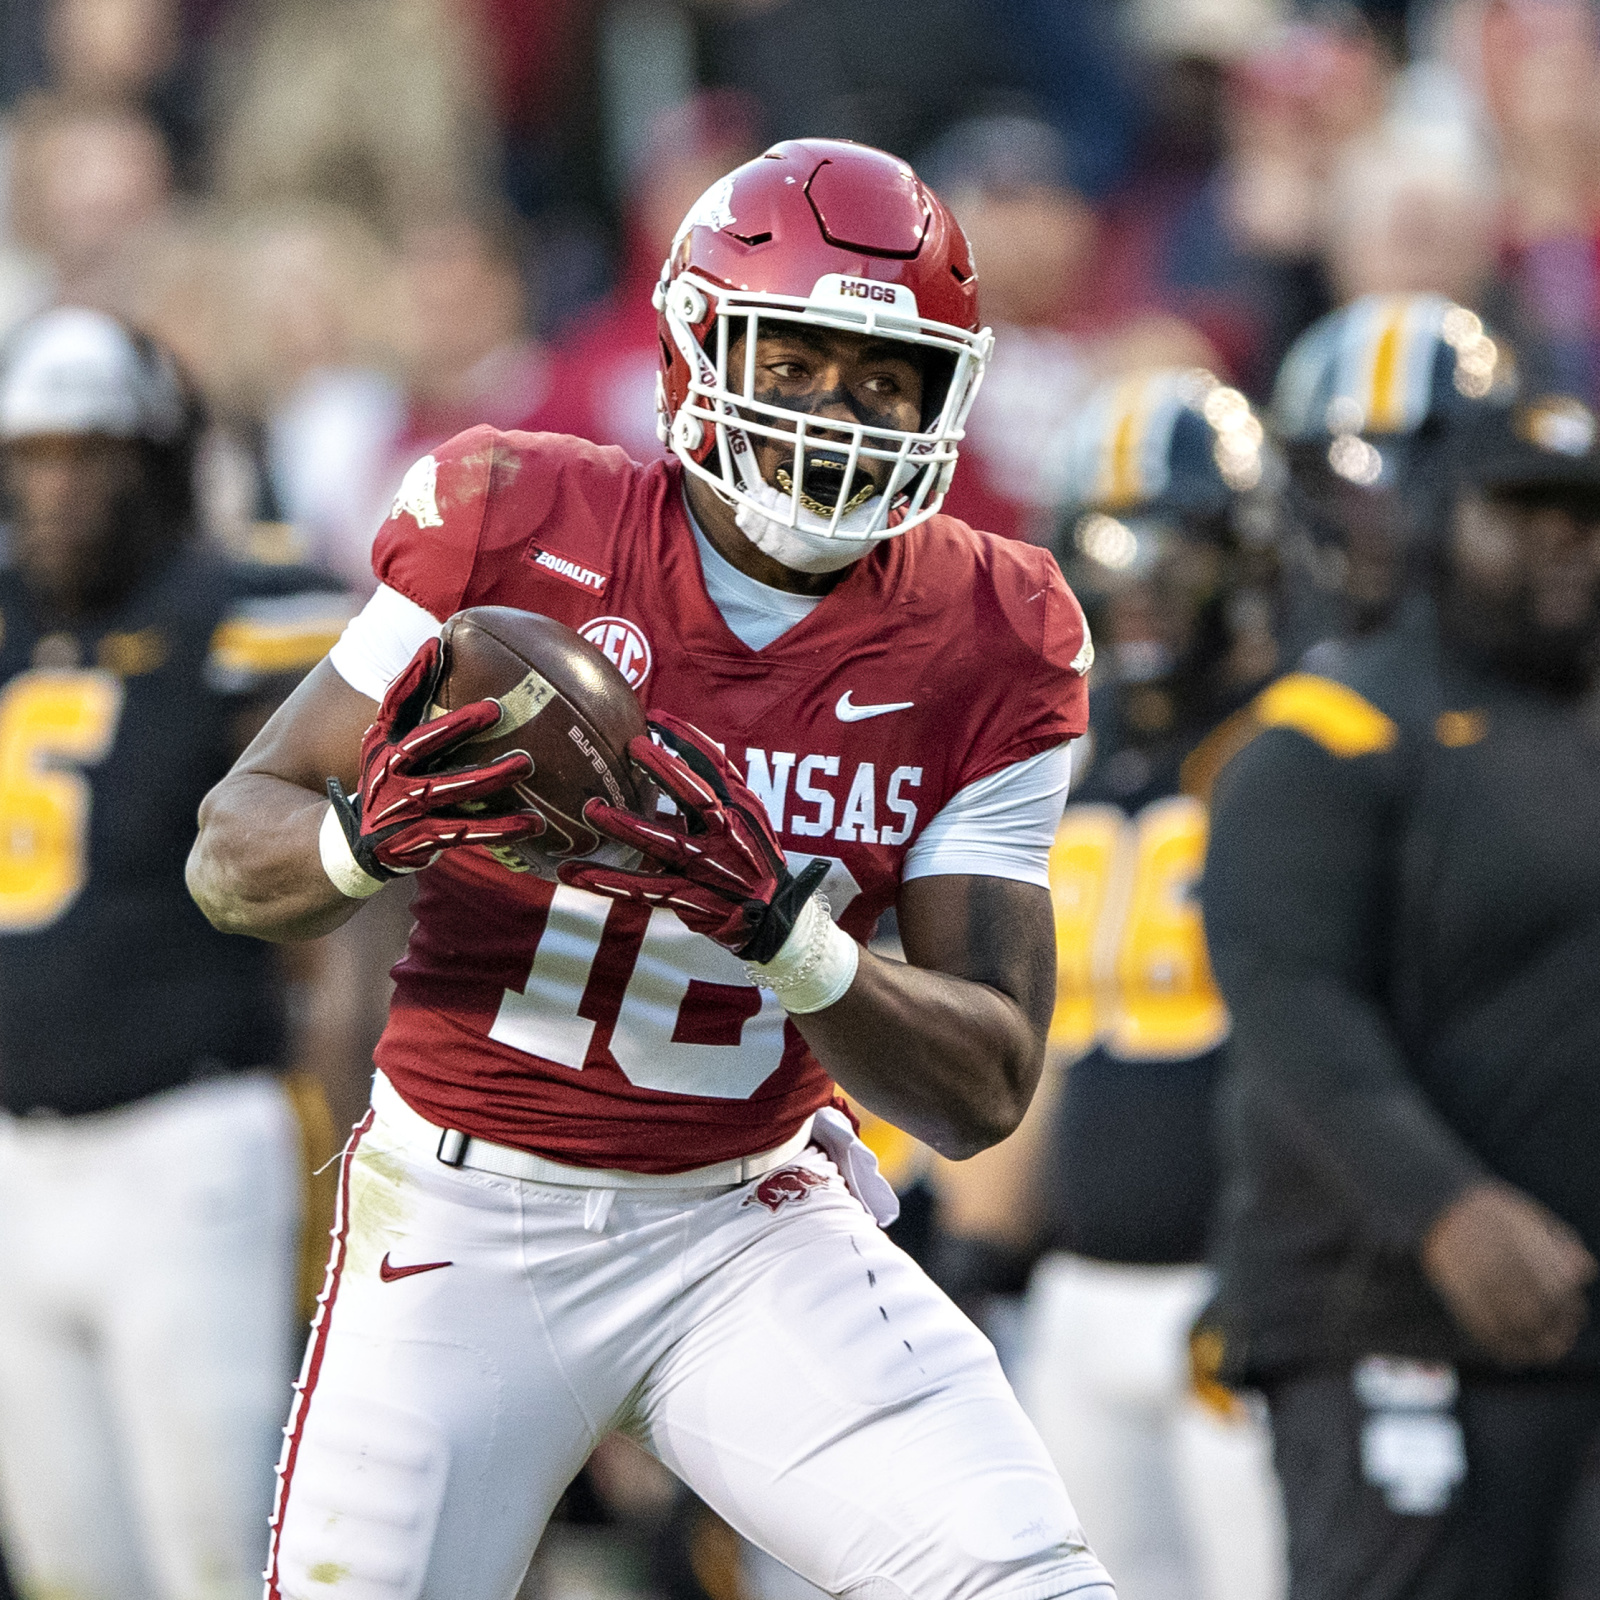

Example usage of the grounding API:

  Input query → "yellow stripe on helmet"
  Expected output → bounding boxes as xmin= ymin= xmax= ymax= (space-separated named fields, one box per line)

xmin=1366 ymin=299 xmax=1411 ymax=433
xmin=1102 ymin=377 xmax=1158 ymax=509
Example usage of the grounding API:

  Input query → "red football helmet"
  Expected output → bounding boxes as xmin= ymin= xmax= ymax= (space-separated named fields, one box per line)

xmin=654 ymin=138 xmax=992 ymax=541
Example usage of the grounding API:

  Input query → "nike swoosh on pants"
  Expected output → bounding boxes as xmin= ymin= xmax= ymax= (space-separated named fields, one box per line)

xmin=379 ymin=1252 xmax=453 ymax=1282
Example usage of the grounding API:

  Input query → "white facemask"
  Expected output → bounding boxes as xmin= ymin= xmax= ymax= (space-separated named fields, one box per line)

xmin=733 ymin=480 xmax=888 ymax=574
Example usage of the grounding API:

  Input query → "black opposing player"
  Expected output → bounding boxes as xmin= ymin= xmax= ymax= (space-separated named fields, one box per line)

xmin=934 ymin=367 xmax=1288 ymax=1599
xmin=1202 ymin=373 xmax=1600 ymax=1593
xmin=0 ymin=308 xmax=354 ymax=1600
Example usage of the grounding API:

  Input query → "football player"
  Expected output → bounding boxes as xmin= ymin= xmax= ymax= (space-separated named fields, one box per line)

xmin=1270 ymin=291 xmax=1513 ymax=645
xmin=935 ymin=369 xmax=1288 ymax=1600
xmin=0 ymin=309 xmax=355 ymax=1600
xmin=187 ymin=140 xmax=1114 ymax=1600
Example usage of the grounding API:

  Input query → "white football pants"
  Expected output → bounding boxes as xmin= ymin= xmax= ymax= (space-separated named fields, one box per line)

xmin=0 ymin=1072 xmax=302 ymax=1600
xmin=269 ymin=1074 xmax=1116 ymax=1600
xmin=1016 ymin=1255 xmax=1287 ymax=1600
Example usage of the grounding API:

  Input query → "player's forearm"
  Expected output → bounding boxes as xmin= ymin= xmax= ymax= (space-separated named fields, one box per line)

xmin=793 ymin=949 xmax=1045 ymax=1161
xmin=188 ymin=774 xmax=364 ymax=942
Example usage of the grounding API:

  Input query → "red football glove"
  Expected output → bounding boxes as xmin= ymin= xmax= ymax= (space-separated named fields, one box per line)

xmin=326 ymin=636 xmax=544 ymax=881
xmin=559 ymin=711 xmax=829 ymax=961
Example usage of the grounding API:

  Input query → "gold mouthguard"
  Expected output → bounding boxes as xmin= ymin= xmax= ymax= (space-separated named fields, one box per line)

xmin=774 ymin=467 xmax=876 ymax=519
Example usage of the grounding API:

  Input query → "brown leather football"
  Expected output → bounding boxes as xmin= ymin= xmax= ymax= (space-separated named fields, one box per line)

xmin=428 ymin=607 xmax=651 ymax=879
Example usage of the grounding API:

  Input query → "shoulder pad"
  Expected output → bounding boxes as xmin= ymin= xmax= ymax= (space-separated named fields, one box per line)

xmin=1253 ymin=673 xmax=1399 ymax=758
xmin=208 ymin=588 xmax=357 ymax=693
xmin=961 ymin=531 xmax=1096 ymax=679
xmin=895 ymin=524 xmax=1090 ymax=786
xmin=373 ymin=427 xmax=640 ymax=617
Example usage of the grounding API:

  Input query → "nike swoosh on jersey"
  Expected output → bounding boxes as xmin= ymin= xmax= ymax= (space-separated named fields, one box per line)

xmin=379 ymin=1252 xmax=453 ymax=1282
xmin=835 ymin=691 xmax=915 ymax=722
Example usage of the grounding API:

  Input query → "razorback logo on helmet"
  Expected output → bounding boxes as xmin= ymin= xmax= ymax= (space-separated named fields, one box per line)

xmin=673 ymin=173 xmax=736 ymax=246
xmin=742 ymin=1165 xmax=829 ymax=1214
xmin=579 ymin=616 xmax=653 ymax=691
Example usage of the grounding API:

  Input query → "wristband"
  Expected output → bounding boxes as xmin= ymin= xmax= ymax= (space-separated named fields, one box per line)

xmin=319 ymin=802 xmax=386 ymax=900
xmin=744 ymin=893 xmax=859 ymax=1014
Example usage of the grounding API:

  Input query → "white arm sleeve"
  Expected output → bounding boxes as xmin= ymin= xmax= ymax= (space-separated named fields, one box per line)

xmin=901 ymin=742 xmax=1074 ymax=888
xmin=326 ymin=583 xmax=443 ymax=702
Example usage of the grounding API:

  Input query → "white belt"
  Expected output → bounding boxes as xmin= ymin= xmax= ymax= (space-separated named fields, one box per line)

xmin=369 ymin=1071 xmax=815 ymax=1190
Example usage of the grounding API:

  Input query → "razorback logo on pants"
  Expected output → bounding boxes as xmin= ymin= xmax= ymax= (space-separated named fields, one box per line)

xmin=741 ymin=1166 xmax=828 ymax=1214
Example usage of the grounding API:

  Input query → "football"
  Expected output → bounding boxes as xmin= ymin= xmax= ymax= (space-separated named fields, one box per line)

xmin=428 ymin=606 xmax=653 ymax=879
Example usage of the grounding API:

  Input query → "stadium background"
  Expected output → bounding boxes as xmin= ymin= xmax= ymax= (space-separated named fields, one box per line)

xmin=2 ymin=0 xmax=1598 ymax=1596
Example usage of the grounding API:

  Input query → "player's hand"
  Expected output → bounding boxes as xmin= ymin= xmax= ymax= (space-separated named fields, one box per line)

xmin=326 ymin=636 xmax=544 ymax=881
xmin=558 ymin=711 xmax=828 ymax=960
xmin=1421 ymin=1180 xmax=1597 ymax=1367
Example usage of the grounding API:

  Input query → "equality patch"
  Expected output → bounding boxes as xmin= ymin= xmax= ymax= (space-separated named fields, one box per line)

xmin=525 ymin=545 xmax=610 ymax=596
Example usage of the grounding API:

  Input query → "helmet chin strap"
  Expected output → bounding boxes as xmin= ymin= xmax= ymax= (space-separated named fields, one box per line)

xmin=733 ymin=481 xmax=885 ymax=574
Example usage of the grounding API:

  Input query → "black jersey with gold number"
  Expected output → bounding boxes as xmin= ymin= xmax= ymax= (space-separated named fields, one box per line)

xmin=0 ymin=547 xmax=350 ymax=1116
xmin=1042 ymin=679 xmax=1255 ymax=1264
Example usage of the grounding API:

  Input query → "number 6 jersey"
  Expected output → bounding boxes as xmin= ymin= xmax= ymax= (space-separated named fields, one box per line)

xmin=338 ymin=427 xmax=1090 ymax=1172
xmin=0 ymin=549 xmax=352 ymax=1115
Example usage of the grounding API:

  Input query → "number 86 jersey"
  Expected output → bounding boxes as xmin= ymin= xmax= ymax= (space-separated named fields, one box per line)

xmin=347 ymin=428 xmax=1090 ymax=1173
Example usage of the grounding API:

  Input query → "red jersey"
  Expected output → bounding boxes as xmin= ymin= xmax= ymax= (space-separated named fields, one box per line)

xmin=370 ymin=427 xmax=1089 ymax=1171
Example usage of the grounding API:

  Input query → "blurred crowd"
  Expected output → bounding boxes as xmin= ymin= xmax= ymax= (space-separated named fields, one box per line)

xmin=6 ymin=0 xmax=1600 ymax=1598
xmin=13 ymin=0 xmax=1600 ymax=571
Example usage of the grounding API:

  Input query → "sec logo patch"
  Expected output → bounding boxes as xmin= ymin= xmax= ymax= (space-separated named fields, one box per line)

xmin=580 ymin=616 xmax=653 ymax=690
